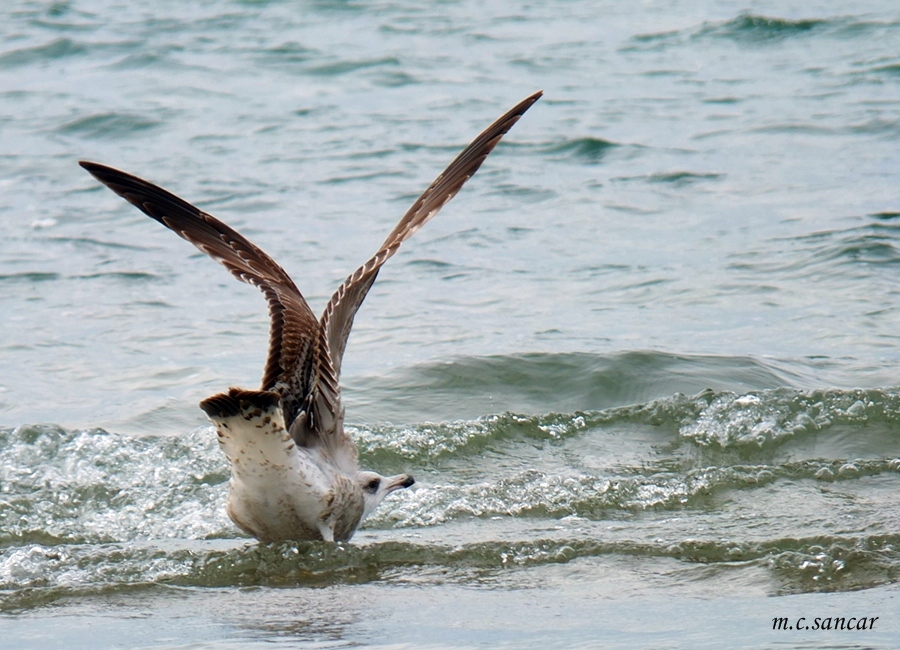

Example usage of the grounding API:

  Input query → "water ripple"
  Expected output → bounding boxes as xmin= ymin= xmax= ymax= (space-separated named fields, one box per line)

xmin=0 ymin=38 xmax=86 ymax=67
xmin=54 ymin=112 xmax=163 ymax=139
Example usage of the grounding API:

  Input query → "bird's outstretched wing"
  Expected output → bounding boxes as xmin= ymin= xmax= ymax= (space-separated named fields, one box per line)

xmin=78 ymin=161 xmax=324 ymax=420
xmin=80 ymin=90 xmax=541 ymax=472
xmin=319 ymin=90 xmax=543 ymax=383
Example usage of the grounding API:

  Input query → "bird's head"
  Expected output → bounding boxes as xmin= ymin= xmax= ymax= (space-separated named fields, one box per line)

xmin=357 ymin=470 xmax=415 ymax=520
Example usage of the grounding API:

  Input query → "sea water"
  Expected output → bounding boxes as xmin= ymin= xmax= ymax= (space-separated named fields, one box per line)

xmin=1 ymin=1 xmax=899 ymax=647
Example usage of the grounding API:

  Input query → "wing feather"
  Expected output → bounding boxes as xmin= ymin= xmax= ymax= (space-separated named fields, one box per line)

xmin=78 ymin=161 xmax=320 ymax=403
xmin=319 ymin=91 xmax=543 ymax=379
xmin=80 ymin=90 xmax=541 ymax=472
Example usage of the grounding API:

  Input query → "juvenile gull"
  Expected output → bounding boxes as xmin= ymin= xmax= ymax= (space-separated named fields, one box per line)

xmin=79 ymin=91 xmax=541 ymax=543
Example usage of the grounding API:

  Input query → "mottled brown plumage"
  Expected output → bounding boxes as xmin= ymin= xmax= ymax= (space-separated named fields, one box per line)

xmin=80 ymin=91 xmax=541 ymax=541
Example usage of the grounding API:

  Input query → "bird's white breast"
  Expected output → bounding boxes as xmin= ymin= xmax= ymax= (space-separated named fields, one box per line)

xmin=208 ymin=394 xmax=340 ymax=541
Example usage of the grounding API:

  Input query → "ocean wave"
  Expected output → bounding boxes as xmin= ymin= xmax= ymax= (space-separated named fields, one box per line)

xmin=3 ymin=383 xmax=898 ymax=547
xmin=698 ymin=14 xmax=828 ymax=43
xmin=54 ymin=112 xmax=163 ymax=139
xmin=370 ymin=458 xmax=900 ymax=527
xmin=541 ymin=137 xmax=620 ymax=164
xmin=0 ymin=425 xmax=232 ymax=546
xmin=611 ymin=171 xmax=723 ymax=186
xmin=352 ymin=412 xmax=590 ymax=466
xmin=2 ymin=358 xmax=898 ymax=608
xmin=371 ymin=465 xmax=770 ymax=525
xmin=0 ymin=272 xmax=60 ymax=284
xmin=624 ymin=13 xmax=897 ymax=51
xmin=0 ymin=38 xmax=86 ymax=68
xmin=3 ymin=532 xmax=898 ymax=610
xmin=677 ymin=388 xmax=900 ymax=448
xmin=306 ymin=56 xmax=401 ymax=77
xmin=728 ymin=221 xmax=900 ymax=279
xmin=344 ymin=351 xmax=803 ymax=424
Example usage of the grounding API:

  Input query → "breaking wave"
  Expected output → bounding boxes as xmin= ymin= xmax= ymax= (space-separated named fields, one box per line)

xmin=2 ymin=375 xmax=899 ymax=609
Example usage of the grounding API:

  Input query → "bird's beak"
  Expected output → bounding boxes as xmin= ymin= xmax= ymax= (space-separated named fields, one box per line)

xmin=385 ymin=474 xmax=415 ymax=493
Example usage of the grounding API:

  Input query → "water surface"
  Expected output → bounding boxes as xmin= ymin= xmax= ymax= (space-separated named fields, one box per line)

xmin=1 ymin=1 xmax=900 ymax=647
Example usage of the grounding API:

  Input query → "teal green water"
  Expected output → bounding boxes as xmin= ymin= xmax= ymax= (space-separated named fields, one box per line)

xmin=2 ymin=1 xmax=900 ymax=648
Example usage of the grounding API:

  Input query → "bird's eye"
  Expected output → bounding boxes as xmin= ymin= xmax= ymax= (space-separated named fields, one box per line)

xmin=366 ymin=478 xmax=380 ymax=492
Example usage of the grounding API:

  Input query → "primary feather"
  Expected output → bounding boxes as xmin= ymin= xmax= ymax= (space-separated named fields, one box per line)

xmin=79 ymin=91 xmax=542 ymax=541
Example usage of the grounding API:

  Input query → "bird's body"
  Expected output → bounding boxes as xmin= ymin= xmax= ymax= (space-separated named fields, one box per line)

xmin=80 ymin=91 xmax=541 ymax=542
xmin=202 ymin=389 xmax=365 ymax=542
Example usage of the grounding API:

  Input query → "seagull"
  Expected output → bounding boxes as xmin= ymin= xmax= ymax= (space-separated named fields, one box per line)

xmin=79 ymin=91 xmax=541 ymax=543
